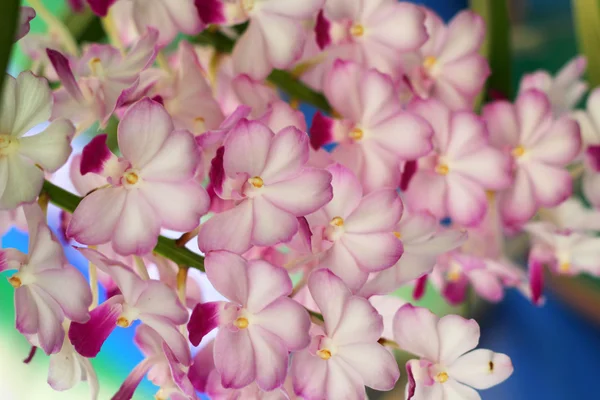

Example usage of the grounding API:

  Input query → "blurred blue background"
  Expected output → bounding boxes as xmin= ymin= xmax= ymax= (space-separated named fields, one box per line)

xmin=3 ymin=0 xmax=599 ymax=399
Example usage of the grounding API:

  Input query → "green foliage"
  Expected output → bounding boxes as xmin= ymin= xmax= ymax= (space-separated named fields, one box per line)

xmin=572 ymin=0 xmax=600 ymax=88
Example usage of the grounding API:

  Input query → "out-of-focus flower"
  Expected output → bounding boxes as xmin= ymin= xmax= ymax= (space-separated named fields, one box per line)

xmin=0 ymin=72 xmax=74 ymax=209
xmin=394 ymin=304 xmax=513 ymax=400
xmin=292 ymin=269 xmax=399 ymax=400
xmin=483 ymin=89 xmax=581 ymax=226
xmin=67 ymin=98 xmax=209 ymax=256
xmin=16 ymin=7 xmax=36 ymax=42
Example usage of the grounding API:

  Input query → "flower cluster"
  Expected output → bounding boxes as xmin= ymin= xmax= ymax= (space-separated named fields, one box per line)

xmin=3 ymin=0 xmax=598 ymax=399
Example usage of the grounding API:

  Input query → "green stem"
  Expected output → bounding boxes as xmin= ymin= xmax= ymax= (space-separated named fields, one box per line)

xmin=572 ymin=0 xmax=600 ymax=88
xmin=195 ymin=30 xmax=332 ymax=113
xmin=42 ymin=180 xmax=206 ymax=272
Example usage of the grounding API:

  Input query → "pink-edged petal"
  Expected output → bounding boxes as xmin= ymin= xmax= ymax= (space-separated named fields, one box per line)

xmin=15 ymin=288 xmax=39 ymax=335
xmin=342 ymin=232 xmax=403 ymax=272
xmin=118 ymin=98 xmax=173 ymax=169
xmin=365 ymin=2 xmax=427 ymax=53
xmin=516 ymin=89 xmax=553 ymax=145
xmin=246 ymin=259 xmax=292 ymax=312
xmin=437 ymin=314 xmax=480 ymax=364
xmin=482 ymin=100 xmax=520 ymax=148
xmin=439 ymin=11 xmax=485 ymax=62
xmin=214 ymin=328 xmax=256 ymax=389
xmin=188 ymin=340 xmax=214 ymax=392
xmin=345 ymin=189 xmax=403 ymax=233
xmin=452 ymin=147 xmax=511 ymax=190
xmin=112 ymin=358 xmax=154 ymax=400
xmin=198 ymin=200 xmax=254 ymax=254
xmin=528 ymin=117 xmax=581 ymax=164
xmin=441 ymin=380 xmax=482 ymax=400
xmin=112 ymin=190 xmax=161 ymax=255
xmin=325 ymin=357 xmax=365 ymax=400
xmin=29 ymin=288 xmax=65 ymax=355
xmin=403 ymin=171 xmax=448 ymax=218
xmin=448 ymin=349 xmax=514 ymax=390
xmin=310 ymin=111 xmax=335 ymax=150
xmin=262 ymin=168 xmax=333 ymax=216
xmin=325 ymin=60 xmax=363 ymax=121
xmin=141 ymin=315 xmax=192 ymax=366
xmin=254 ymin=297 xmax=310 ymax=350
xmin=223 ymin=119 xmax=273 ymax=177
xmin=248 ymin=326 xmax=289 ymax=391
xmin=499 ymin=169 xmax=537 ymax=225
xmin=140 ymin=129 xmax=201 ymax=181
xmin=204 ymin=250 xmax=249 ymax=305
xmin=69 ymin=298 xmax=122 ymax=357
xmin=445 ymin=174 xmax=488 ymax=227
xmin=337 ymin=343 xmax=400 ymax=391
xmin=442 ymin=275 xmax=469 ymax=305
xmin=527 ymin=163 xmax=572 ymax=206
xmin=323 ymin=163 xmax=363 ymax=219
xmin=371 ymin=112 xmax=434 ymax=161
xmin=392 ymin=304 xmax=439 ymax=360
xmin=291 ymin=349 xmax=328 ymax=400
xmin=252 ymin=196 xmax=298 ymax=246
xmin=467 ymin=269 xmax=504 ymax=302
xmin=67 ymin=187 xmax=127 ymax=245
xmin=135 ymin=281 xmax=188 ymax=324
xmin=79 ymin=134 xmax=115 ymax=176
xmin=34 ymin=266 xmax=92 ymax=323
xmin=140 ymin=181 xmax=208 ymax=231
xmin=308 ymin=269 xmax=351 ymax=335
xmin=261 ymin=126 xmax=309 ymax=182
xmin=332 ymin=296 xmax=383 ymax=344
xmin=46 ymin=49 xmax=83 ymax=100
xmin=319 ymin=242 xmax=369 ymax=292
xmin=255 ymin=13 xmax=305 ymax=71
xmin=16 ymin=6 xmax=36 ymax=41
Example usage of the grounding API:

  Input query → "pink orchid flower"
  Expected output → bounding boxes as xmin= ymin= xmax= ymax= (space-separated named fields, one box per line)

xmin=48 ymin=323 xmax=99 ymax=400
xmin=539 ymin=198 xmax=600 ymax=233
xmin=199 ymin=0 xmax=325 ymax=79
xmin=316 ymin=0 xmax=427 ymax=77
xmin=69 ymin=248 xmax=191 ymax=366
xmin=67 ymin=98 xmax=209 ymax=256
xmin=0 ymin=206 xmax=27 ymax=236
xmin=153 ymin=41 xmax=224 ymax=135
xmin=306 ymin=163 xmax=404 ymax=292
xmin=16 ymin=7 xmax=36 ymax=42
xmin=187 ymin=251 xmax=310 ymax=391
xmin=47 ymin=29 xmax=158 ymax=132
xmin=394 ymin=304 xmax=513 ymax=400
xmin=311 ymin=60 xmax=433 ymax=192
xmin=0 ymin=72 xmax=75 ymax=209
xmin=197 ymin=118 xmax=332 ymax=254
xmin=88 ymin=0 xmax=203 ymax=46
xmin=430 ymin=253 xmax=523 ymax=305
xmin=483 ymin=89 xmax=581 ymax=225
xmin=4 ymin=204 xmax=92 ymax=354
xmin=404 ymin=99 xmax=511 ymax=227
xmin=292 ymin=269 xmax=400 ymax=400
xmin=113 ymin=325 xmax=197 ymax=400
xmin=519 ymin=56 xmax=587 ymax=116
xmin=360 ymin=210 xmax=467 ymax=297
xmin=403 ymin=9 xmax=490 ymax=110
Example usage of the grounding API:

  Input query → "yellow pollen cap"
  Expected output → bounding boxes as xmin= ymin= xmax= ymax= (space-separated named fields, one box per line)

xmin=241 ymin=0 xmax=254 ymax=11
xmin=249 ymin=176 xmax=264 ymax=188
xmin=116 ymin=317 xmax=132 ymax=328
xmin=512 ymin=145 xmax=526 ymax=158
xmin=234 ymin=317 xmax=249 ymax=329
xmin=393 ymin=231 xmax=402 ymax=239
xmin=435 ymin=372 xmax=449 ymax=383
xmin=349 ymin=127 xmax=364 ymax=141
xmin=423 ymin=56 xmax=437 ymax=70
xmin=559 ymin=262 xmax=570 ymax=273
xmin=435 ymin=164 xmax=449 ymax=175
xmin=350 ymin=24 xmax=365 ymax=37
xmin=317 ymin=349 xmax=332 ymax=360
xmin=330 ymin=216 xmax=344 ymax=227
xmin=125 ymin=172 xmax=139 ymax=185
xmin=8 ymin=276 xmax=22 ymax=288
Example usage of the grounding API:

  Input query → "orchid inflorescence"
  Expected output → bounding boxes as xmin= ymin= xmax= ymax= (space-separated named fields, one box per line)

xmin=2 ymin=0 xmax=599 ymax=399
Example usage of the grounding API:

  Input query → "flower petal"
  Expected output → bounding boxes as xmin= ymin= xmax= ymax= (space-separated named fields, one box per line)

xmin=332 ymin=296 xmax=383 ymax=345
xmin=140 ymin=315 xmax=192 ymax=366
xmin=47 ymin=342 xmax=83 ymax=391
xmin=249 ymin=326 xmax=289 ymax=391
xmin=112 ymin=358 xmax=154 ymax=400
xmin=246 ymin=259 xmax=293 ymax=312
xmin=291 ymin=349 xmax=328 ymax=399
xmin=308 ymin=269 xmax=351 ymax=335
xmin=345 ymin=189 xmax=403 ymax=233
xmin=18 ymin=119 xmax=73 ymax=172
xmin=252 ymin=196 xmax=298 ymax=246
xmin=112 ymin=190 xmax=161 ymax=255
xmin=198 ymin=200 xmax=254 ymax=254
xmin=448 ymin=349 xmax=514 ymax=390
xmin=34 ymin=266 xmax=92 ymax=323
xmin=12 ymin=71 xmax=52 ymax=137
xmin=392 ymin=304 xmax=439 ymax=360
xmin=139 ymin=129 xmax=200 ymax=181
xmin=261 ymin=126 xmax=309 ymax=182
xmin=319 ymin=242 xmax=369 ymax=292
xmin=69 ymin=298 xmax=122 ymax=358
xmin=224 ymin=119 xmax=273 ymax=177
xmin=323 ymin=163 xmax=363 ymax=220
xmin=437 ymin=314 xmax=480 ymax=364
xmin=214 ymin=328 xmax=256 ymax=389
xmin=342 ymin=232 xmax=403 ymax=272
xmin=337 ymin=343 xmax=399 ymax=391
xmin=254 ymin=297 xmax=310 ymax=351
xmin=0 ymin=154 xmax=44 ymax=209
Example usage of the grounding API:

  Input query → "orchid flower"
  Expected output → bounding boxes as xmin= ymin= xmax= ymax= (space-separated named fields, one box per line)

xmin=69 ymin=248 xmax=191 ymax=366
xmin=0 ymin=72 xmax=74 ymax=209
xmin=292 ymin=269 xmax=400 ymax=400
xmin=66 ymin=98 xmax=209 ymax=256
xmin=47 ymin=323 xmax=99 ymax=400
xmin=187 ymin=251 xmax=310 ymax=390
xmin=197 ymin=119 xmax=332 ymax=254
xmin=16 ymin=7 xmax=36 ymax=42
xmin=394 ymin=304 xmax=513 ymax=400
xmin=316 ymin=0 xmax=427 ymax=77
xmin=47 ymin=29 xmax=158 ymax=132
xmin=403 ymin=9 xmax=490 ymax=110
xmin=311 ymin=60 xmax=433 ymax=192
xmin=404 ymin=98 xmax=511 ymax=227
xmin=483 ymin=89 xmax=582 ymax=226
xmin=306 ymin=163 xmax=404 ymax=292
xmin=360 ymin=210 xmax=467 ymax=297
xmin=200 ymin=0 xmax=325 ymax=80
xmin=4 ymin=204 xmax=91 ymax=354
xmin=519 ymin=56 xmax=587 ymax=116
xmin=113 ymin=325 xmax=197 ymax=400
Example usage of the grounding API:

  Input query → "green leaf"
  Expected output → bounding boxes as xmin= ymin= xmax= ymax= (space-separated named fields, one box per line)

xmin=42 ymin=181 xmax=205 ymax=272
xmin=0 ymin=0 xmax=20 ymax=92
xmin=470 ymin=0 xmax=512 ymax=101
xmin=572 ymin=0 xmax=600 ymax=88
